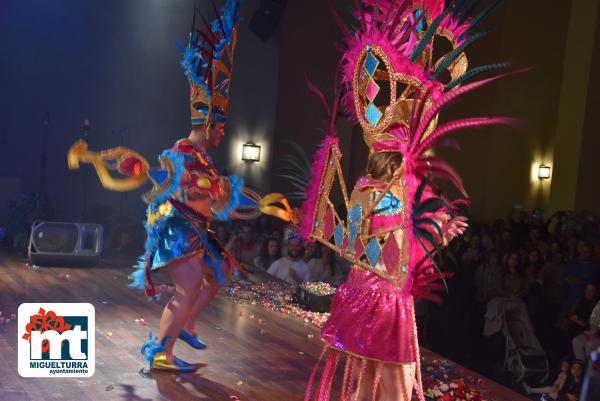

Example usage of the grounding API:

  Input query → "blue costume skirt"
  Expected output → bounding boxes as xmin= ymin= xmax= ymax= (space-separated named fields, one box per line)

xmin=131 ymin=201 xmax=230 ymax=294
xmin=150 ymin=212 xmax=228 ymax=284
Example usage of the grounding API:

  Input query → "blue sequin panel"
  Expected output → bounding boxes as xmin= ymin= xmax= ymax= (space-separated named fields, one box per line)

xmin=365 ymin=103 xmax=383 ymax=126
xmin=365 ymin=237 xmax=382 ymax=267
xmin=364 ymin=50 xmax=380 ymax=76
xmin=374 ymin=191 xmax=404 ymax=216
xmin=348 ymin=204 xmax=363 ymax=248
xmin=334 ymin=224 xmax=344 ymax=248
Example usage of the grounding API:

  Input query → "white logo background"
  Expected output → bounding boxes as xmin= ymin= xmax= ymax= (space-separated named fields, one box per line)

xmin=18 ymin=303 xmax=95 ymax=377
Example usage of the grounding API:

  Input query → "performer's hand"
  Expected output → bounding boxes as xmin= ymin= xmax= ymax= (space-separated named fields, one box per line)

xmin=443 ymin=216 xmax=468 ymax=246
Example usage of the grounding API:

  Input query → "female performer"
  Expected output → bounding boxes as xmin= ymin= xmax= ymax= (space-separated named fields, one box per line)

xmin=300 ymin=1 xmax=513 ymax=399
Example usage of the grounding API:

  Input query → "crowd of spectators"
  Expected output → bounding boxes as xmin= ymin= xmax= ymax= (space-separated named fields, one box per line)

xmin=213 ymin=215 xmax=349 ymax=287
xmin=423 ymin=207 xmax=600 ymax=399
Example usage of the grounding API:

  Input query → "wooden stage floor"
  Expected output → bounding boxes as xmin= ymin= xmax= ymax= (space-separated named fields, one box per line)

xmin=0 ymin=251 xmax=530 ymax=401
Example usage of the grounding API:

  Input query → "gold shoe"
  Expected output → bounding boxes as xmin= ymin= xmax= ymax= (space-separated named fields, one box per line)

xmin=151 ymin=351 xmax=197 ymax=372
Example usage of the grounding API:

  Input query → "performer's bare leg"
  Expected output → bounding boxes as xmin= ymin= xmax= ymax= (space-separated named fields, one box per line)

xmin=158 ymin=255 xmax=208 ymax=362
xmin=379 ymin=363 xmax=414 ymax=401
xmin=182 ymin=280 xmax=219 ymax=335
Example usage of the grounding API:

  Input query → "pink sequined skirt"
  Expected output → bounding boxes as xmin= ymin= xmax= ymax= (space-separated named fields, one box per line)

xmin=321 ymin=268 xmax=417 ymax=364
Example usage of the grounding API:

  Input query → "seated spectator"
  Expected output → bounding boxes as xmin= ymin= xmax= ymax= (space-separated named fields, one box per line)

xmin=475 ymin=252 xmax=503 ymax=302
xmin=267 ymin=237 xmax=310 ymax=285
xmin=508 ymin=206 xmax=529 ymax=245
xmin=461 ymin=233 xmax=483 ymax=269
xmin=523 ymin=358 xmax=570 ymax=400
xmin=549 ymin=239 xmax=563 ymax=259
xmin=528 ymin=226 xmax=550 ymax=260
xmin=271 ymin=228 xmax=283 ymax=243
xmin=562 ymin=283 xmax=599 ymax=339
xmin=226 ymin=222 xmax=262 ymax=267
xmin=524 ymin=249 xmax=543 ymax=317
xmin=255 ymin=214 xmax=274 ymax=241
xmin=482 ymin=232 xmax=497 ymax=253
xmin=308 ymin=244 xmax=344 ymax=286
xmin=556 ymin=359 xmax=585 ymax=401
xmin=214 ymin=223 xmax=231 ymax=246
xmin=496 ymin=252 xmax=528 ymax=298
xmin=566 ymin=236 xmax=578 ymax=261
xmin=253 ymin=237 xmax=282 ymax=272
xmin=539 ymin=251 xmax=567 ymax=308
xmin=498 ymin=228 xmax=515 ymax=255
xmin=572 ymin=298 xmax=600 ymax=362
xmin=564 ymin=240 xmax=600 ymax=311
xmin=303 ymin=242 xmax=319 ymax=263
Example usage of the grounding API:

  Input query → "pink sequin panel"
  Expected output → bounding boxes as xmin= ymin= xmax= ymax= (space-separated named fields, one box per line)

xmin=371 ymin=214 xmax=404 ymax=232
xmin=321 ymin=268 xmax=417 ymax=363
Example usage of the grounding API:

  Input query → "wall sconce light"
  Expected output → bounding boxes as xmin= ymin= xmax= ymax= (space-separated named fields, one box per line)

xmin=538 ymin=164 xmax=551 ymax=180
xmin=241 ymin=142 xmax=261 ymax=163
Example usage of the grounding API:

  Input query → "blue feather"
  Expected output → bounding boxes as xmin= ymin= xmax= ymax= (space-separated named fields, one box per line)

xmin=140 ymin=332 xmax=172 ymax=363
xmin=152 ymin=150 xmax=191 ymax=206
xmin=128 ymin=256 xmax=146 ymax=290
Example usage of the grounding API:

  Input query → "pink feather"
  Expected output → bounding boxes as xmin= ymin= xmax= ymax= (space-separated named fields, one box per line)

xmin=415 ymin=116 xmax=516 ymax=157
xmin=409 ymin=74 xmax=509 ymax=153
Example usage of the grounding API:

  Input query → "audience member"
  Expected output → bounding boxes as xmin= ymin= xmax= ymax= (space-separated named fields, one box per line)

xmin=226 ymin=222 xmax=262 ymax=266
xmin=523 ymin=358 xmax=569 ymax=400
xmin=267 ymin=237 xmax=310 ymax=285
xmin=561 ymin=283 xmax=599 ymax=339
xmin=303 ymin=242 xmax=319 ymax=263
xmin=572 ymin=298 xmax=600 ymax=362
xmin=308 ymin=244 xmax=344 ymax=286
xmin=253 ymin=237 xmax=282 ymax=272
xmin=564 ymin=240 xmax=600 ymax=311
xmin=475 ymin=252 xmax=502 ymax=302
xmin=556 ymin=359 xmax=584 ymax=401
xmin=496 ymin=252 xmax=528 ymax=298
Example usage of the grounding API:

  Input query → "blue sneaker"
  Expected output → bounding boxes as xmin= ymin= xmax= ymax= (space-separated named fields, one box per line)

xmin=178 ymin=330 xmax=207 ymax=349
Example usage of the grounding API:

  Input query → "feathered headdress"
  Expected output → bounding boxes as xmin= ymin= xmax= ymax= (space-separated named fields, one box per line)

xmin=339 ymin=0 xmax=509 ymax=152
xmin=299 ymin=0 xmax=515 ymax=300
xmin=180 ymin=0 xmax=241 ymax=134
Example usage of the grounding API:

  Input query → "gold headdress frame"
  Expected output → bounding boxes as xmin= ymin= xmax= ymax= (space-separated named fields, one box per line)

xmin=190 ymin=26 xmax=239 ymax=141
xmin=352 ymin=21 xmax=470 ymax=150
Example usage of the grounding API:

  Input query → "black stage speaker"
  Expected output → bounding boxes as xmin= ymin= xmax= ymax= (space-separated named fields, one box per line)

xmin=28 ymin=221 xmax=103 ymax=266
xmin=249 ymin=0 xmax=288 ymax=41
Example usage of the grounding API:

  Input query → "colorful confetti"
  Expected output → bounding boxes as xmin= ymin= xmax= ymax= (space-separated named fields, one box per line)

xmin=425 ymin=379 xmax=489 ymax=401
xmin=221 ymin=281 xmax=330 ymax=328
xmin=300 ymin=282 xmax=336 ymax=296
